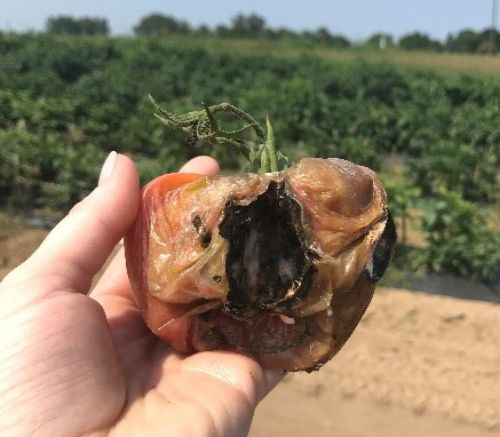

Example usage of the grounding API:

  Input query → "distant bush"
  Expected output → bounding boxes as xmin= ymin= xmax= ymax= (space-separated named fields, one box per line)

xmin=134 ymin=13 xmax=190 ymax=36
xmin=46 ymin=16 xmax=109 ymax=35
xmin=230 ymin=14 xmax=267 ymax=37
xmin=399 ymin=32 xmax=442 ymax=51
xmin=304 ymin=27 xmax=351 ymax=48
xmin=445 ymin=29 xmax=483 ymax=53
xmin=446 ymin=28 xmax=500 ymax=54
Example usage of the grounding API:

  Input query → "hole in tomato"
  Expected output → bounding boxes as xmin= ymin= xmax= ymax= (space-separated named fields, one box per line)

xmin=219 ymin=180 xmax=315 ymax=317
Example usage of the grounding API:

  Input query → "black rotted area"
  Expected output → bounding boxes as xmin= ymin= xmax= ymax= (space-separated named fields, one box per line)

xmin=219 ymin=181 xmax=315 ymax=317
xmin=367 ymin=212 xmax=397 ymax=282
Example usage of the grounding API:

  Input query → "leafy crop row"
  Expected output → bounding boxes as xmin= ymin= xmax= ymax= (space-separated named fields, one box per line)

xmin=0 ymin=33 xmax=498 ymax=284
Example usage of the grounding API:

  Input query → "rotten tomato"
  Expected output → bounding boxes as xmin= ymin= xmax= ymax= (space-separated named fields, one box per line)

xmin=125 ymin=100 xmax=396 ymax=371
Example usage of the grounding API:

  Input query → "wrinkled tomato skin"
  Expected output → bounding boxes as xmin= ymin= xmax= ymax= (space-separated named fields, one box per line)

xmin=125 ymin=159 xmax=394 ymax=371
xmin=125 ymin=173 xmax=203 ymax=352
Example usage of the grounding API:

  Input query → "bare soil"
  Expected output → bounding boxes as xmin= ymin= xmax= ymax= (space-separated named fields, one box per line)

xmin=1 ymin=229 xmax=499 ymax=437
xmin=0 ymin=228 xmax=48 ymax=279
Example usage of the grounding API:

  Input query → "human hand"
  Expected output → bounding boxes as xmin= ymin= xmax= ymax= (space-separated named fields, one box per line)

xmin=0 ymin=153 xmax=282 ymax=437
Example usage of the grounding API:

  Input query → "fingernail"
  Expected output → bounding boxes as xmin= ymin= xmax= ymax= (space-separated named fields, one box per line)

xmin=98 ymin=151 xmax=117 ymax=186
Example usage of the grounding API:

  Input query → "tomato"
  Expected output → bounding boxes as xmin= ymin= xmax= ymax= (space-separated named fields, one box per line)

xmin=125 ymin=159 xmax=396 ymax=371
xmin=126 ymin=100 xmax=396 ymax=371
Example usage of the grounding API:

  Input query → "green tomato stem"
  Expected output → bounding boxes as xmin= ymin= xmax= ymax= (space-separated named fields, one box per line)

xmin=150 ymin=96 xmax=288 ymax=173
xmin=266 ymin=115 xmax=278 ymax=172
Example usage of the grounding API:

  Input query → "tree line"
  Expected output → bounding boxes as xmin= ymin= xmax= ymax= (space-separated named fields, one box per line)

xmin=42 ymin=13 xmax=500 ymax=54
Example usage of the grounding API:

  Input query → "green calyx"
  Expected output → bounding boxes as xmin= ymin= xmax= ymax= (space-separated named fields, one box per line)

xmin=149 ymin=95 xmax=288 ymax=173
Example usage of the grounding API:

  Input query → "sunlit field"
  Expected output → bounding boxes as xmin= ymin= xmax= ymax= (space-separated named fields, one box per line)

xmin=1 ymin=28 xmax=499 ymax=436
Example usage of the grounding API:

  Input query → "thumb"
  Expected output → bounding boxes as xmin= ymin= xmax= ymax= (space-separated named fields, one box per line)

xmin=17 ymin=151 xmax=140 ymax=295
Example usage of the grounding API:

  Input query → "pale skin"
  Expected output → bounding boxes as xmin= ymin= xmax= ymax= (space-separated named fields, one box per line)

xmin=0 ymin=154 xmax=282 ymax=437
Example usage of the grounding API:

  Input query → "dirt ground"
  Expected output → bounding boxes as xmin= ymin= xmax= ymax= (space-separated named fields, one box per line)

xmin=0 ymin=228 xmax=48 ymax=279
xmin=1 ymin=229 xmax=500 ymax=437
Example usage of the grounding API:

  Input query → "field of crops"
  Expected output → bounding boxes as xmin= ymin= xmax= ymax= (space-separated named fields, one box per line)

xmin=0 ymin=32 xmax=499 ymax=285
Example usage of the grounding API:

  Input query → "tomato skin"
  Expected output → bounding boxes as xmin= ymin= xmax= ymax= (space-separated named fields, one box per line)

xmin=125 ymin=173 xmax=204 ymax=352
xmin=142 ymin=173 xmax=205 ymax=197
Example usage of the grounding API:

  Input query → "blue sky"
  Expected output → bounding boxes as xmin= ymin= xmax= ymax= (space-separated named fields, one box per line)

xmin=1 ymin=0 xmax=496 ymax=41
